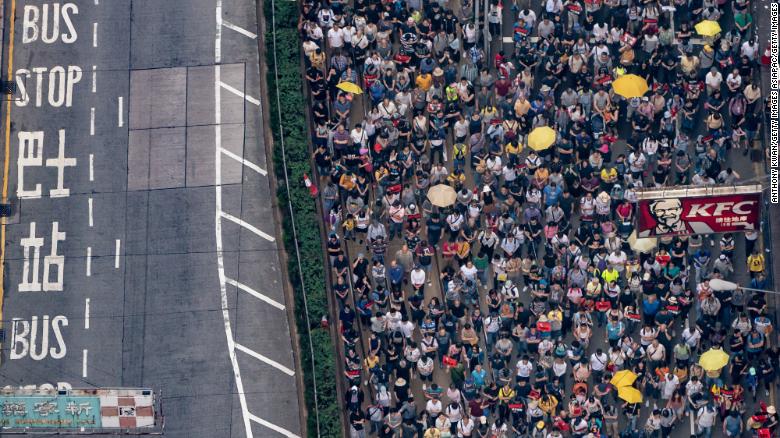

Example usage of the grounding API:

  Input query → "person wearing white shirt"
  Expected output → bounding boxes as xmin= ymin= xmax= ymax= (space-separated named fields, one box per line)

xmin=515 ymin=356 xmax=534 ymax=380
xmin=410 ymin=267 xmax=426 ymax=290
xmin=546 ymin=0 xmax=563 ymax=14
xmin=517 ymin=8 xmax=537 ymax=28
xmin=589 ymin=349 xmax=608 ymax=376
xmin=327 ymin=25 xmax=344 ymax=49
xmin=705 ymin=67 xmax=723 ymax=95
xmin=426 ymin=398 xmax=443 ymax=417
xmin=741 ymin=39 xmax=759 ymax=61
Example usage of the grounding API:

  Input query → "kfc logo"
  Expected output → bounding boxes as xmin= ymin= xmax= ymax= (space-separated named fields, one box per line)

xmin=637 ymin=192 xmax=761 ymax=237
xmin=685 ymin=201 xmax=758 ymax=217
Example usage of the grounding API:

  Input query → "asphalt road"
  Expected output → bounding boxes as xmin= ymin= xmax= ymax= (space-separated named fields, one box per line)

xmin=0 ymin=1 xmax=301 ymax=437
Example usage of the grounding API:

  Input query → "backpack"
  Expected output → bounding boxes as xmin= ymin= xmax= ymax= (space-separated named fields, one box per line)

xmin=729 ymin=95 xmax=746 ymax=117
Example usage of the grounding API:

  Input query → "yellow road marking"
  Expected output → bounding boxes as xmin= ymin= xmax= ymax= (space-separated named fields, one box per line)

xmin=0 ymin=0 xmax=17 ymax=359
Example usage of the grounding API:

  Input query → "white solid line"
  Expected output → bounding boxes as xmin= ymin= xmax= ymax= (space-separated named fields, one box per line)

xmin=118 ymin=96 xmax=124 ymax=127
xmin=221 ymin=20 xmax=258 ymax=39
xmin=90 ymin=107 xmax=95 ymax=136
xmin=220 ymin=211 xmax=276 ymax=242
xmin=91 ymin=66 xmax=96 ymax=93
xmin=88 ymin=197 xmax=93 ymax=227
xmin=115 ymin=239 xmax=121 ymax=269
xmin=84 ymin=298 xmax=90 ymax=329
xmin=86 ymin=247 xmax=92 ymax=277
xmin=219 ymin=81 xmax=261 ymax=106
xmin=89 ymin=154 xmax=94 ymax=182
xmin=234 ymin=343 xmax=295 ymax=376
xmin=247 ymin=413 xmax=300 ymax=438
xmin=225 ymin=277 xmax=285 ymax=310
xmin=215 ymin=2 xmax=222 ymax=64
xmin=82 ymin=350 xmax=88 ymax=378
xmin=215 ymin=0 xmax=252 ymax=431
xmin=220 ymin=148 xmax=267 ymax=176
xmin=92 ymin=23 xmax=98 ymax=47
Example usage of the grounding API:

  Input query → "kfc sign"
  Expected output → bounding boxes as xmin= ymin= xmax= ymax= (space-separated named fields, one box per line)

xmin=637 ymin=190 xmax=762 ymax=237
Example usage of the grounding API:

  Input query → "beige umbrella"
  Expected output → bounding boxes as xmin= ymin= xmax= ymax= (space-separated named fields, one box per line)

xmin=628 ymin=230 xmax=657 ymax=253
xmin=427 ymin=184 xmax=457 ymax=207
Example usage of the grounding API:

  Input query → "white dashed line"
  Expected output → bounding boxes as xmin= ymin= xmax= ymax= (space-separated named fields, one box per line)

xmin=86 ymin=247 xmax=92 ymax=277
xmin=115 ymin=239 xmax=121 ymax=269
xmin=220 ymin=211 xmax=276 ymax=241
xmin=92 ymin=66 xmax=96 ymax=93
xmin=225 ymin=277 xmax=285 ymax=310
xmin=221 ymin=20 xmax=258 ymax=39
xmin=235 ymin=342 xmax=295 ymax=376
xmin=90 ymin=107 xmax=95 ymax=135
xmin=89 ymin=154 xmax=94 ymax=181
xmin=220 ymin=148 xmax=267 ymax=176
xmin=219 ymin=81 xmax=260 ymax=106
xmin=82 ymin=349 xmax=88 ymax=378
xmin=88 ymin=197 xmax=93 ymax=227
xmin=92 ymin=23 xmax=98 ymax=47
xmin=118 ymin=96 xmax=124 ymax=127
xmin=247 ymin=414 xmax=300 ymax=438
xmin=84 ymin=298 xmax=90 ymax=329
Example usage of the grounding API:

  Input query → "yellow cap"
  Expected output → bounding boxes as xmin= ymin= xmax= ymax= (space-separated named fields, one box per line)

xmin=537 ymin=421 xmax=546 ymax=430
xmin=704 ymin=45 xmax=713 ymax=52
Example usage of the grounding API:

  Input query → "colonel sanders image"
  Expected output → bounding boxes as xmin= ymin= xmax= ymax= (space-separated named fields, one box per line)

xmin=639 ymin=198 xmax=690 ymax=237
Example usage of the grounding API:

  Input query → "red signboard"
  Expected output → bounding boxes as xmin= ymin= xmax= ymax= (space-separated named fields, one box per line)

xmin=637 ymin=192 xmax=761 ymax=237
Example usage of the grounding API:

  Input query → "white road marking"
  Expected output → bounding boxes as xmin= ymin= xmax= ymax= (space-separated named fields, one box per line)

xmin=221 ymin=20 xmax=258 ymax=39
xmin=92 ymin=23 xmax=98 ymax=47
xmin=118 ymin=96 xmax=124 ymax=127
xmin=225 ymin=277 xmax=285 ymax=310
xmin=86 ymin=247 xmax=92 ymax=277
xmin=219 ymin=81 xmax=260 ymax=106
xmin=89 ymin=154 xmax=94 ymax=181
xmin=247 ymin=413 xmax=300 ymax=438
xmin=214 ymin=1 xmax=253 ymax=436
xmin=82 ymin=350 xmax=88 ymax=377
xmin=84 ymin=298 xmax=90 ymax=329
xmin=115 ymin=239 xmax=121 ymax=268
xmin=91 ymin=66 xmax=96 ymax=93
xmin=220 ymin=148 xmax=267 ymax=176
xmin=90 ymin=107 xmax=95 ymax=136
xmin=88 ymin=197 xmax=93 ymax=227
xmin=220 ymin=211 xmax=275 ymax=242
xmin=235 ymin=342 xmax=295 ymax=376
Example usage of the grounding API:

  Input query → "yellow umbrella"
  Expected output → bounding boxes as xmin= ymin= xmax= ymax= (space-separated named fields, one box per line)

xmin=612 ymin=74 xmax=649 ymax=98
xmin=628 ymin=230 xmax=658 ymax=253
xmin=695 ymin=20 xmax=722 ymax=37
xmin=527 ymin=126 xmax=556 ymax=151
xmin=336 ymin=81 xmax=363 ymax=95
xmin=699 ymin=348 xmax=730 ymax=371
xmin=618 ymin=386 xmax=643 ymax=404
xmin=610 ymin=370 xmax=638 ymax=388
xmin=427 ymin=184 xmax=457 ymax=207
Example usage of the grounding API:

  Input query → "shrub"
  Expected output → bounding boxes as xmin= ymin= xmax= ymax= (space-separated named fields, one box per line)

xmin=264 ymin=2 xmax=341 ymax=437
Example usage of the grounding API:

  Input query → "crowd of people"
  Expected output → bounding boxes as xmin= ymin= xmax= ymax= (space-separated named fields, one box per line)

xmin=298 ymin=0 xmax=777 ymax=434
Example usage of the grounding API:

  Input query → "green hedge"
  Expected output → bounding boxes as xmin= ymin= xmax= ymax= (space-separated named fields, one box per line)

xmin=263 ymin=2 xmax=341 ymax=438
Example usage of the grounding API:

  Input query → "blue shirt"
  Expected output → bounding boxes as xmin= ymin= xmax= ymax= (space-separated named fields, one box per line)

xmin=642 ymin=298 xmax=661 ymax=316
xmin=543 ymin=185 xmax=563 ymax=206
xmin=389 ymin=265 xmax=404 ymax=284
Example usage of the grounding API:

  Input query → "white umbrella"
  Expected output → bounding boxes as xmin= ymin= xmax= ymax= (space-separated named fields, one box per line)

xmin=708 ymin=278 xmax=739 ymax=291
xmin=628 ymin=230 xmax=657 ymax=253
